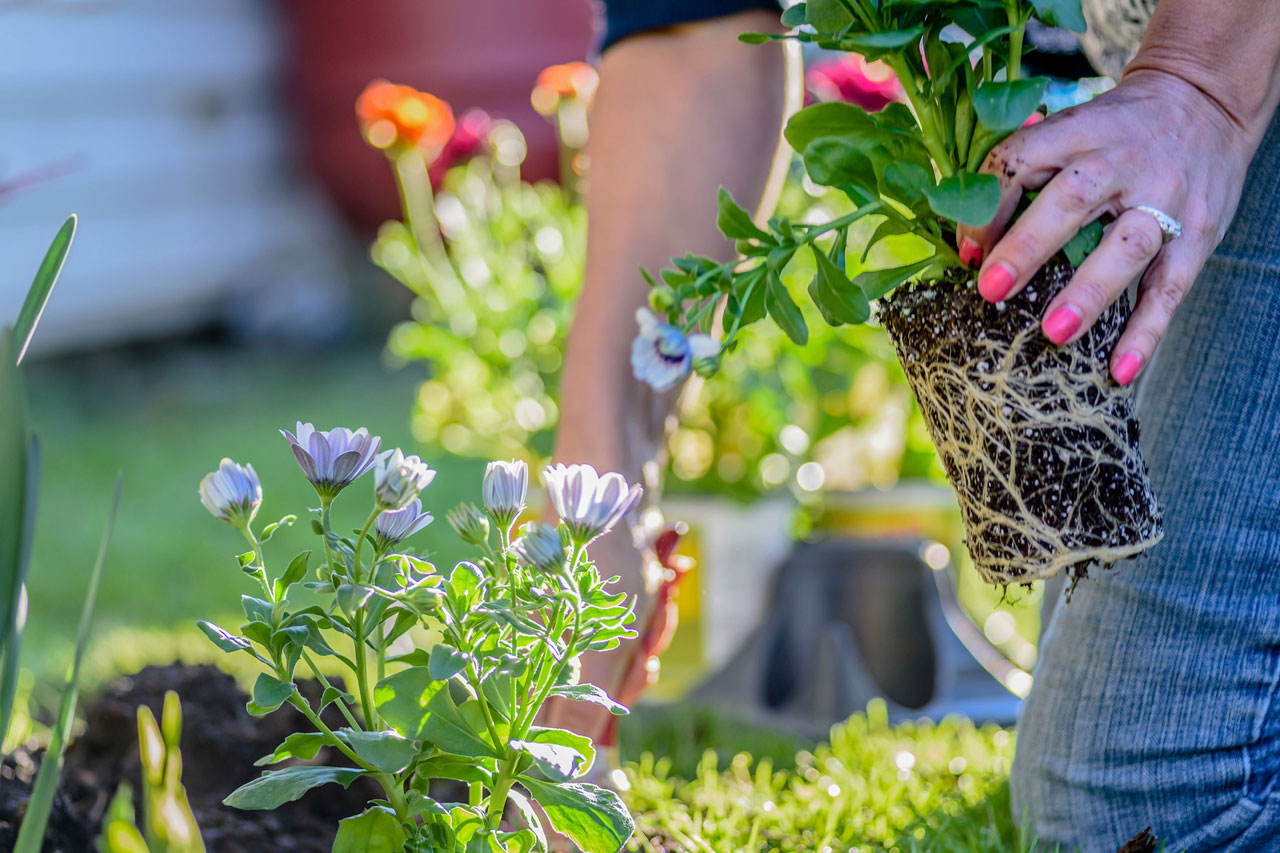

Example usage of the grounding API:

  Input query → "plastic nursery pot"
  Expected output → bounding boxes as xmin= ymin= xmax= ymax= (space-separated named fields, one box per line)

xmin=878 ymin=257 xmax=1164 ymax=585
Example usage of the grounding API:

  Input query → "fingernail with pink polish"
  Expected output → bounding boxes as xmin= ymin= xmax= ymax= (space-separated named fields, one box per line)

xmin=1113 ymin=352 xmax=1143 ymax=386
xmin=959 ymin=238 xmax=983 ymax=269
xmin=978 ymin=263 xmax=1015 ymax=302
xmin=1042 ymin=305 xmax=1082 ymax=344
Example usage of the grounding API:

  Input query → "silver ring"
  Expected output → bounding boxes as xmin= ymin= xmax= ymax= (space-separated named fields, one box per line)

xmin=1131 ymin=204 xmax=1182 ymax=243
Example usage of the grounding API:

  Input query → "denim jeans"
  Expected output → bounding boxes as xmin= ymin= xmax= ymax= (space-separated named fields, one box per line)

xmin=1012 ymin=116 xmax=1280 ymax=850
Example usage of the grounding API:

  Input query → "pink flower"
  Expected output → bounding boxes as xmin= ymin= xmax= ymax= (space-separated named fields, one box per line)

xmin=805 ymin=55 xmax=904 ymax=112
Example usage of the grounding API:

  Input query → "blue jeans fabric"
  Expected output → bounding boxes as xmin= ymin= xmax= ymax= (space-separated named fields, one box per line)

xmin=1012 ymin=116 xmax=1280 ymax=850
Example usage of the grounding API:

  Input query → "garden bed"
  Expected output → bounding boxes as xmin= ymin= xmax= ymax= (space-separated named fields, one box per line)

xmin=0 ymin=664 xmax=384 ymax=853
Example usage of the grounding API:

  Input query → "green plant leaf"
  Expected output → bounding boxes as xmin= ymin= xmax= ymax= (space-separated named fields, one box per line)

xmin=839 ymin=25 xmax=926 ymax=51
xmin=223 ymin=765 xmax=365 ymax=810
xmin=414 ymin=753 xmax=495 ymax=786
xmin=336 ymin=728 xmax=418 ymax=773
xmin=273 ymin=549 xmax=309 ymax=600
xmin=780 ymin=2 xmax=807 ymax=27
xmin=375 ymin=667 xmax=504 ymax=757
xmin=802 ymin=136 xmax=877 ymax=190
xmin=520 ymin=778 xmax=634 ymax=853
xmin=880 ymin=161 xmax=935 ymax=208
xmin=513 ymin=727 xmax=596 ymax=781
xmin=861 ymin=218 xmax=910 ymax=263
xmin=506 ymin=789 xmax=549 ymax=852
xmin=259 ymin=514 xmax=296 ymax=543
xmin=765 ymin=270 xmax=809 ymax=346
xmin=784 ymin=102 xmax=882 ymax=154
xmin=196 ymin=620 xmax=258 ymax=658
xmin=1062 ymin=219 xmax=1104 ymax=267
xmin=333 ymin=807 xmax=407 ymax=853
xmin=14 ymin=476 xmax=120 ymax=853
xmin=429 ymin=643 xmax=469 ymax=680
xmin=972 ymin=78 xmax=1050 ymax=133
xmin=854 ymin=258 xmax=936 ymax=301
xmin=925 ymin=173 xmax=1001 ymax=226
xmin=715 ymin=187 xmax=768 ymax=241
xmin=255 ymin=732 xmax=329 ymax=766
xmin=808 ymin=249 xmax=871 ymax=326
xmin=0 ymin=351 xmax=34 ymax=745
xmin=1029 ymin=0 xmax=1086 ymax=32
xmin=13 ymin=215 xmax=76 ymax=365
xmin=804 ymin=0 xmax=855 ymax=32
xmin=548 ymin=683 xmax=629 ymax=715
xmin=246 ymin=673 xmax=295 ymax=716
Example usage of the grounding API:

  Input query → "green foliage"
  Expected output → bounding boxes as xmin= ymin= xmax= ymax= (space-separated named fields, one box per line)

xmin=199 ymin=451 xmax=638 ymax=851
xmin=5 ymin=218 xmax=127 ymax=853
xmin=13 ymin=215 xmax=75 ymax=367
xmin=926 ymin=173 xmax=1003 ymax=226
xmin=376 ymin=130 xmax=585 ymax=462
xmin=622 ymin=703 xmax=1036 ymax=852
xmin=641 ymin=0 xmax=1091 ymax=384
xmin=15 ymin=478 xmax=121 ymax=853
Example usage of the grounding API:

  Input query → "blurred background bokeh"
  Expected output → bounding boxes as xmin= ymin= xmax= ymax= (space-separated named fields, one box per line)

xmin=1 ymin=0 xmax=1047 ymax=735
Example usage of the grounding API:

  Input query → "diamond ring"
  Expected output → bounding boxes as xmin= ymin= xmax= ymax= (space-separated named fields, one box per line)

xmin=1131 ymin=205 xmax=1183 ymax=243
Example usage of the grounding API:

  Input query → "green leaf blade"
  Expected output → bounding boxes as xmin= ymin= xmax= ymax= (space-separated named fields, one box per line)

xmin=333 ymin=807 xmax=407 ymax=853
xmin=972 ymin=78 xmax=1050 ymax=133
xmin=925 ymin=173 xmax=1001 ymax=227
xmin=520 ymin=778 xmax=634 ymax=853
xmin=223 ymin=765 xmax=365 ymax=810
xmin=765 ymin=271 xmax=809 ymax=346
xmin=14 ymin=215 xmax=76 ymax=365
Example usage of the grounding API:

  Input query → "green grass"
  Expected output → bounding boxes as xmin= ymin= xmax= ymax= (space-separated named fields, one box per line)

xmin=21 ymin=345 xmax=484 ymax=690
xmin=619 ymin=703 xmax=1039 ymax=853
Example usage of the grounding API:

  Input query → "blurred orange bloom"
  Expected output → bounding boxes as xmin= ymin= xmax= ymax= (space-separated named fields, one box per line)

xmin=531 ymin=61 xmax=598 ymax=114
xmin=356 ymin=79 xmax=455 ymax=157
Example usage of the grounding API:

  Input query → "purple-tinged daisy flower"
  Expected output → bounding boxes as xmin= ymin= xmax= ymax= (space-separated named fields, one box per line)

xmin=199 ymin=458 xmax=262 ymax=527
xmin=542 ymin=463 xmax=642 ymax=546
xmin=482 ymin=459 xmax=528 ymax=531
xmin=374 ymin=448 xmax=436 ymax=509
xmin=510 ymin=521 xmax=566 ymax=573
xmin=630 ymin=308 xmax=718 ymax=392
xmin=281 ymin=423 xmax=382 ymax=500
xmin=373 ymin=497 xmax=434 ymax=552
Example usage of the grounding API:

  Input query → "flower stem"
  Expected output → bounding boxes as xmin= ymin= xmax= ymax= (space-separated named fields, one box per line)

xmin=301 ymin=649 xmax=363 ymax=731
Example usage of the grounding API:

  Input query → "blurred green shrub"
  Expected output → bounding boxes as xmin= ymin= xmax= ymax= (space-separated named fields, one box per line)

xmin=367 ymin=74 xmax=938 ymax=503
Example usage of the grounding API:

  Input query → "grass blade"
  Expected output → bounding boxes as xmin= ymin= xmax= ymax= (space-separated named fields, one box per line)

xmin=0 ymin=329 xmax=35 ymax=742
xmin=13 ymin=474 xmax=122 ymax=853
xmin=14 ymin=214 xmax=76 ymax=365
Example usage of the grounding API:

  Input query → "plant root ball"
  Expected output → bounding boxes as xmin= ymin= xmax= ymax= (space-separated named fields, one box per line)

xmin=879 ymin=259 xmax=1163 ymax=585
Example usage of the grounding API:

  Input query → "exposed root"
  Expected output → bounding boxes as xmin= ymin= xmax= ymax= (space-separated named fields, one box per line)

xmin=879 ymin=260 xmax=1163 ymax=584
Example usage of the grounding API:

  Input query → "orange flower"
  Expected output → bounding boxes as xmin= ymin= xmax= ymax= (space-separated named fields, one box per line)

xmin=531 ymin=62 xmax=598 ymax=115
xmin=356 ymin=79 xmax=455 ymax=158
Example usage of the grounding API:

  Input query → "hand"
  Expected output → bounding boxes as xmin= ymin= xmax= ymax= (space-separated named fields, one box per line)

xmin=955 ymin=68 xmax=1254 ymax=385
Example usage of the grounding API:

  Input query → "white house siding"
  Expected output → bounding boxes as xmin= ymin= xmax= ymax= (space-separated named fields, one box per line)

xmin=0 ymin=0 xmax=345 ymax=353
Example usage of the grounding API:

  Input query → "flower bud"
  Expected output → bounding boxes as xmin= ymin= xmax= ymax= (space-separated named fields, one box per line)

xmin=482 ymin=459 xmax=528 ymax=531
xmin=447 ymin=503 xmax=491 ymax=546
xmin=199 ymin=459 xmax=262 ymax=528
xmin=510 ymin=522 xmax=566 ymax=573
xmin=374 ymin=449 xmax=436 ymax=509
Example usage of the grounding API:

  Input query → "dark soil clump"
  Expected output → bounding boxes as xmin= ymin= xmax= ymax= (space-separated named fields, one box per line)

xmin=879 ymin=259 xmax=1163 ymax=584
xmin=0 ymin=664 xmax=385 ymax=852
